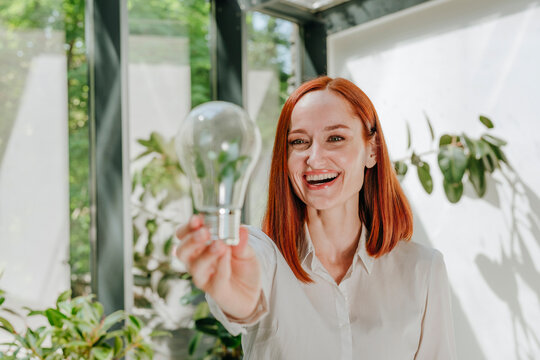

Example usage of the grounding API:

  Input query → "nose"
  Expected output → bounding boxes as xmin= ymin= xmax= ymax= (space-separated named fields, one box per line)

xmin=306 ymin=141 xmax=326 ymax=168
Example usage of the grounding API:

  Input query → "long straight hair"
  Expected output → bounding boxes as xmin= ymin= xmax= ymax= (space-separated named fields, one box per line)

xmin=262 ymin=76 xmax=413 ymax=282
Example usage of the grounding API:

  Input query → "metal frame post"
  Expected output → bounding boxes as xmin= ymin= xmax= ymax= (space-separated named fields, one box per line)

xmin=86 ymin=0 xmax=132 ymax=315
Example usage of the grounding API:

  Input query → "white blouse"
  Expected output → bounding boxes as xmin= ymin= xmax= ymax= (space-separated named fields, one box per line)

xmin=207 ymin=225 xmax=457 ymax=360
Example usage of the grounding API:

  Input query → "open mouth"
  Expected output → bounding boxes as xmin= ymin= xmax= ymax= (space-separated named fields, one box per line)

xmin=304 ymin=172 xmax=340 ymax=188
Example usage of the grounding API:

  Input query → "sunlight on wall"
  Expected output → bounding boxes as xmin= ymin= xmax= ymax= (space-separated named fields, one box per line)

xmin=329 ymin=0 xmax=540 ymax=358
xmin=0 ymin=49 xmax=69 ymax=307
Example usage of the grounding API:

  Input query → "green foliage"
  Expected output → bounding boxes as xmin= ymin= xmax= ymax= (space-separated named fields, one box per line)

xmin=0 ymin=290 xmax=162 ymax=359
xmin=394 ymin=115 xmax=510 ymax=203
xmin=180 ymin=287 xmax=242 ymax=359
xmin=132 ymin=132 xmax=190 ymax=309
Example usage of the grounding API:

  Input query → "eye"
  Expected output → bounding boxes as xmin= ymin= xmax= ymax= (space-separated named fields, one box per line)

xmin=289 ymin=138 xmax=307 ymax=145
xmin=328 ymin=135 xmax=344 ymax=142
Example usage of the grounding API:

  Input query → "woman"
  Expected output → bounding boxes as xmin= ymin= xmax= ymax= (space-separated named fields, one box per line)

xmin=175 ymin=77 xmax=456 ymax=359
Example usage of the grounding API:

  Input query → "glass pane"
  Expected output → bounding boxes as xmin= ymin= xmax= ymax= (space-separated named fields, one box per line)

xmin=127 ymin=1 xmax=211 ymax=358
xmin=246 ymin=12 xmax=297 ymax=227
xmin=0 ymin=0 xmax=70 ymax=336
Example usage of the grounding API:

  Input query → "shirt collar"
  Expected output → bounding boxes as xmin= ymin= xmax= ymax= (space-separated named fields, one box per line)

xmin=301 ymin=223 xmax=374 ymax=275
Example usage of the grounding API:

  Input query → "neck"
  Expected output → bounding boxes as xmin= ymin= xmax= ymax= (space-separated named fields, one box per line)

xmin=306 ymin=197 xmax=362 ymax=265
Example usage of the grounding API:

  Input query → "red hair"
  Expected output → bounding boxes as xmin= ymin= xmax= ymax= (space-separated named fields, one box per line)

xmin=262 ymin=76 xmax=413 ymax=283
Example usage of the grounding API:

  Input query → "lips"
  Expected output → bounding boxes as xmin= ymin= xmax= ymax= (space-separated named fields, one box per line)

xmin=303 ymin=171 xmax=340 ymax=189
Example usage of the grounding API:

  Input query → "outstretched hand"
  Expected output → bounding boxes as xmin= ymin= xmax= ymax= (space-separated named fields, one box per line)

xmin=174 ymin=215 xmax=262 ymax=319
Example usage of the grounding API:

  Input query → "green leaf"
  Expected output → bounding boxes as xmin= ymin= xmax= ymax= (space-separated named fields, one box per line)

xmin=133 ymin=274 xmax=151 ymax=287
xmin=144 ymin=239 xmax=154 ymax=256
xmin=475 ymin=139 xmax=490 ymax=158
xmin=443 ymin=179 xmax=463 ymax=203
xmin=467 ymin=157 xmax=486 ymax=197
xmin=393 ymin=161 xmax=408 ymax=181
xmin=406 ymin=121 xmax=411 ymax=150
xmin=438 ymin=145 xmax=468 ymax=183
xmin=193 ymin=301 xmax=210 ymax=320
xmin=92 ymin=301 xmax=104 ymax=319
xmin=194 ymin=317 xmax=220 ymax=336
xmin=163 ymin=236 xmax=174 ymax=256
xmin=102 ymin=310 xmax=125 ymax=332
xmin=0 ymin=316 xmax=15 ymax=333
xmin=487 ymin=143 xmax=510 ymax=167
xmin=157 ymin=276 xmax=171 ymax=299
xmin=416 ymin=162 xmax=433 ymax=194
xmin=461 ymin=134 xmax=478 ymax=158
xmin=481 ymin=134 xmax=507 ymax=147
xmin=188 ymin=332 xmax=202 ymax=355
xmin=479 ymin=115 xmax=494 ymax=129
xmin=0 ymin=297 xmax=4 ymax=306
xmin=180 ymin=272 xmax=193 ymax=281
xmin=45 ymin=308 xmax=67 ymax=327
xmin=148 ymin=330 xmax=171 ymax=337
xmin=91 ymin=346 xmax=113 ymax=360
xmin=134 ymin=149 xmax=154 ymax=160
xmin=439 ymin=134 xmax=453 ymax=148
xmin=145 ymin=219 xmax=158 ymax=240
xmin=425 ymin=113 xmax=435 ymax=141
xmin=137 ymin=343 xmax=154 ymax=358
xmin=57 ymin=290 xmax=71 ymax=305
xmin=113 ymin=336 xmax=122 ymax=356
xmin=479 ymin=141 xmax=500 ymax=173
xmin=128 ymin=315 xmax=142 ymax=330
xmin=220 ymin=333 xmax=242 ymax=348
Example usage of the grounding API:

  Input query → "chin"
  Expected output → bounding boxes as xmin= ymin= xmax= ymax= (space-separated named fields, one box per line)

xmin=304 ymin=198 xmax=339 ymax=211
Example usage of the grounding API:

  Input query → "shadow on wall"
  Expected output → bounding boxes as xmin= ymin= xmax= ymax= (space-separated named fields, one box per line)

xmin=412 ymin=207 xmax=487 ymax=360
xmin=475 ymin=172 xmax=540 ymax=359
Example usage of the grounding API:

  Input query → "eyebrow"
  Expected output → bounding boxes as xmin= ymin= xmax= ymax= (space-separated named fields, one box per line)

xmin=288 ymin=124 xmax=351 ymax=135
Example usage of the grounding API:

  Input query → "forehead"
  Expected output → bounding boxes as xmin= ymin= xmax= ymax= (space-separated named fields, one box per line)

xmin=290 ymin=89 xmax=361 ymax=131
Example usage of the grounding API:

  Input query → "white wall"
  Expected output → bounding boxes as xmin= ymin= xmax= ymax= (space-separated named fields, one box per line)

xmin=329 ymin=0 xmax=540 ymax=359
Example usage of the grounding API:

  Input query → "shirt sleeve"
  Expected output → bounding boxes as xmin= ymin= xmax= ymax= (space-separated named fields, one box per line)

xmin=206 ymin=226 xmax=277 ymax=336
xmin=415 ymin=250 xmax=457 ymax=360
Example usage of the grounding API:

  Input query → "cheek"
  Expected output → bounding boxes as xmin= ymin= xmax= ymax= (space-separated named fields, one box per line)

xmin=287 ymin=153 xmax=302 ymax=175
xmin=287 ymin=155 xmax=305 ymax=194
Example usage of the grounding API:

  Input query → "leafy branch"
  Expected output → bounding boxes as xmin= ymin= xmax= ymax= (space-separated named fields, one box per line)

xmin=0 ymin=289 xmax=165 ymax=360
xmin=393 ymin=115 xmax=509 ymax=203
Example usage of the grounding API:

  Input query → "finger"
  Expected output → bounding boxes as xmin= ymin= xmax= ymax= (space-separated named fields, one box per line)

xmin=231 ymin=226 xmax=253 ymax=260
xmin=175 ymin=215 xmax=204 ymax=240
xmin=174 ymin=227 xmax=211 ymax=265
xmin=190 ymin=240 xmax=227 ymax=289
xmin=211 ymin=246 xmax=231 ymax=289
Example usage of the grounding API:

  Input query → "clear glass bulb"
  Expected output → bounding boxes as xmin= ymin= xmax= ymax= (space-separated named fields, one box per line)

xmin=175 ymin=101 xmax=261 ymax=245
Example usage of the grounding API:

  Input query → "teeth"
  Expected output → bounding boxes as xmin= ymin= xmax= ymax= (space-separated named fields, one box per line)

xmin=306 ymin=173 xmax=338 ymax=181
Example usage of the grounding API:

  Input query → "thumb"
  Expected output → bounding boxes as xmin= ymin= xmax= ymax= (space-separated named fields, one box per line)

xmin=231 ymin=226 xmax=251 ymax=259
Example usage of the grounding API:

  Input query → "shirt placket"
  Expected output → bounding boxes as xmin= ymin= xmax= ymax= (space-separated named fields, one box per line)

xmin=336 ymin=281 xmax=353 ymax=360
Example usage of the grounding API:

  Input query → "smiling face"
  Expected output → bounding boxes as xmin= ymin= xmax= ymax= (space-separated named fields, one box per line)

xmin=287 ymin=89 xmax=376 ymax=211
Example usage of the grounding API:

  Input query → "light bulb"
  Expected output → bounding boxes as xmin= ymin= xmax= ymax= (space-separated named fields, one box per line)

xmin=175 ymin=101 xmax=261 ymax=245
